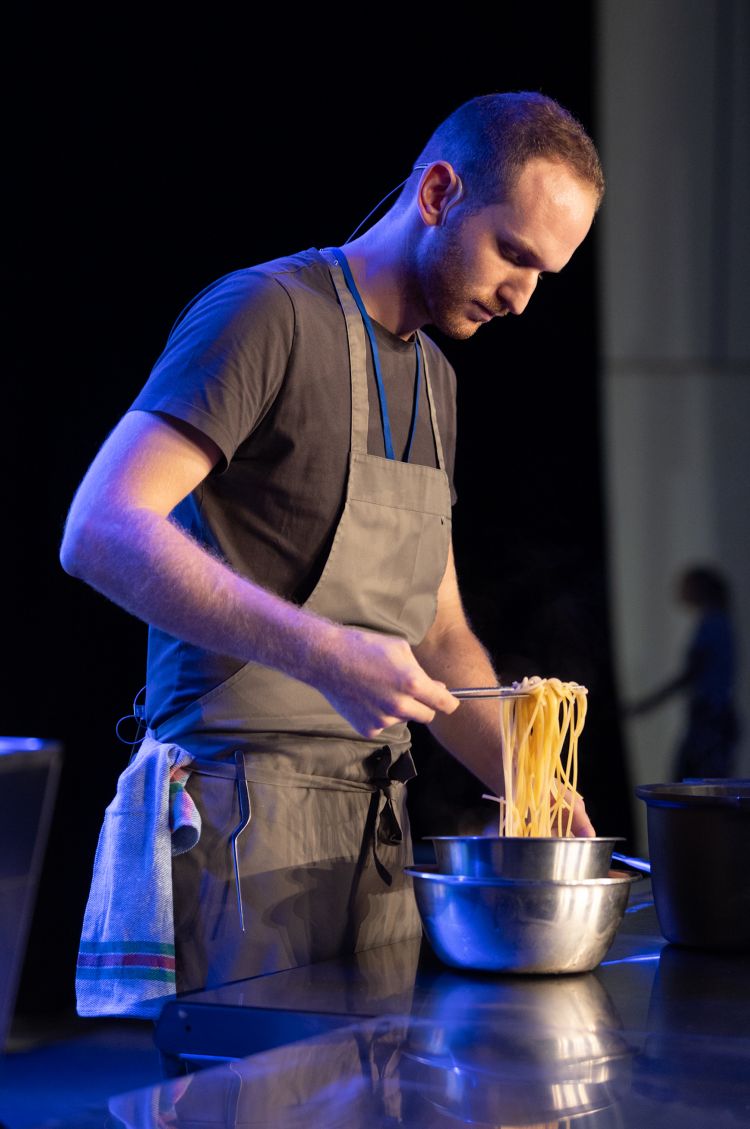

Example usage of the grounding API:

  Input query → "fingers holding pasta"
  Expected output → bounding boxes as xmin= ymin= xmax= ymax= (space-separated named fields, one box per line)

xmin=549 ymin=783 xmax=595 ymax=838
xmin=569 ymin=793 xmax=596 ymax=838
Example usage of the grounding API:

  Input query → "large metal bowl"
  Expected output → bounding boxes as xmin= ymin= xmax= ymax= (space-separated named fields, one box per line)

xmin=427 ymin=835 xmax=623 ymax=880
xmin=406 ymin=865 xmax=638 ymax=974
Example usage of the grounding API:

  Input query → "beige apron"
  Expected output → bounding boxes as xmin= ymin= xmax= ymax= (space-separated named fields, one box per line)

xmin=166 ymin=249 xmax=452 ymax=992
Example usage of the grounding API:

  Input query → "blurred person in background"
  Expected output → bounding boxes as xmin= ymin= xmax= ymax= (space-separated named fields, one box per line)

xmin=628 ymin=565 xmax=739 ymax=780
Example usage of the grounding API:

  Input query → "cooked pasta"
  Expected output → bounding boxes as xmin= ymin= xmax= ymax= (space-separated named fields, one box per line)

xmin=497 ymin=676 xmax=588 ymax=837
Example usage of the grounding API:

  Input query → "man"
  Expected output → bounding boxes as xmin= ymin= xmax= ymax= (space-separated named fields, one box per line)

xmin=62 ymin=92 xmax=603 ymax=1007
xmin=628 ymin=566 xmax=739 ymax=780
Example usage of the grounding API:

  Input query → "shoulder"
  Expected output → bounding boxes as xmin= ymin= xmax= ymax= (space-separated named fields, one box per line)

xmin=167 ymin=248 xmax=333 ymax=342
xmin=130 ymin=249 xmax=338 ymax=469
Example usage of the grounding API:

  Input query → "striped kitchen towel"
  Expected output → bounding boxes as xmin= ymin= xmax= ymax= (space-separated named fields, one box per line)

xmin=76 ymin=734 xmax=200 ymax=1018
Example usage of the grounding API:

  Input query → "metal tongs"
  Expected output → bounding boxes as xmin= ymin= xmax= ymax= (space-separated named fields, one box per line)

xmin=449 ymin=685 xmax=531 ymax=699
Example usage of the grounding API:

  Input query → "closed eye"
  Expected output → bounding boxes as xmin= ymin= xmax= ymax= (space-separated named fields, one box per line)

xmin=500 ymin=242 xmax=522 ymax=266
xmin=500 ymin=242 xmax=545 ymax=280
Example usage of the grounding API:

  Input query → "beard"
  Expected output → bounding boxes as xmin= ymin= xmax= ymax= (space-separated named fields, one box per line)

xmin=412 ymin=221 xmax=489 ymax=340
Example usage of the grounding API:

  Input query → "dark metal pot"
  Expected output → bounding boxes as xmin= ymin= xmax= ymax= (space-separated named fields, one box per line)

xmin=636 ymin=780 xmax=750 ymax=949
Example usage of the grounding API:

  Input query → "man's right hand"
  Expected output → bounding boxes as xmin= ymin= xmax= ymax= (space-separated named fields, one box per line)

xmin=308 ymin=625 xmax=461 ymax=739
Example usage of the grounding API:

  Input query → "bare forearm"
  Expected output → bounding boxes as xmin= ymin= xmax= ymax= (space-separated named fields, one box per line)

xmin=61 ymin=505 xmax=459 ymax=738
xmin=62 ymin=507 xmax=338 ymax=679
xmin=60 ymin=411 xmax=461 ymax=738
xmin=415 ymin=622 xmax=505 ymax=794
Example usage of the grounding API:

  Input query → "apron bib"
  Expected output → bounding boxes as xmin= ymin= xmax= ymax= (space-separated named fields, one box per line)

xmin=167 ymin=249 xmax=452 ymax=990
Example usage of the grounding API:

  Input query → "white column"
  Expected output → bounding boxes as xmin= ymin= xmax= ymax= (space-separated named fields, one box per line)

xmin=597 ymin=0 xmax=750 ymax=849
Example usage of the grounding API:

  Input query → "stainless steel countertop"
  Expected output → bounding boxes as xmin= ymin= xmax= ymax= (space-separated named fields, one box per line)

xmin=109 ymin=881 xmax=750 ymax=1127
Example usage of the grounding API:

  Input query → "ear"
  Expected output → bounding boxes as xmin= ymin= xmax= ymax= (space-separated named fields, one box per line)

xmin=416 ymin=161 xmax=463 ymax=227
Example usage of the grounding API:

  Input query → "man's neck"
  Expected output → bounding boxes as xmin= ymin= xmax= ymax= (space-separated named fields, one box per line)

xmin=337 ymin=218 xmax=426 ymax=341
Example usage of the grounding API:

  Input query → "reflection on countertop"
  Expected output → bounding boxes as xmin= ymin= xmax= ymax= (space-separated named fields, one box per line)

xmin=106 ymin=886 xmax=750 ymax=1128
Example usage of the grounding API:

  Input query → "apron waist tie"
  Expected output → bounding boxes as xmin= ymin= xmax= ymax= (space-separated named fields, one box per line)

xmin=184 ymin=751 xmax=407 ymax=927
xmin=368 ymin=782 xmax=403 ymax=888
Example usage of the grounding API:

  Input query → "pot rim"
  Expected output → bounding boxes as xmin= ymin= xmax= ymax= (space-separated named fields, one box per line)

xmin=636 ymin=781 xmax=750 ymax=808
xmin=424 ymin=835 xmax=625 ymax=844
xmin=405 ymin=865 xmax=639 ymax=888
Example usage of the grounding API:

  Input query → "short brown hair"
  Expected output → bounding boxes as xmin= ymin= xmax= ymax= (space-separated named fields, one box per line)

xmin=401 ymin=91 xmax=604 ymax=213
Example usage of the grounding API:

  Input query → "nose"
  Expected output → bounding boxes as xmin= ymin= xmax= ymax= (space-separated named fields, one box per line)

xmin=498 ymin=268 xmax=540 ymax=316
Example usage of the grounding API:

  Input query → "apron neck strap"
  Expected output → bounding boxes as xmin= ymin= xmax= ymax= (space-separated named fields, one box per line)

xmin=326 ymin=246 xmax=424 ymax=463
xmin=321 ymin=247 xmax=446 ymax=470
xmin=417 ymin=328 xmax=447 ymax=472
xmin=320 ymin=249 xmax=370 ymax=454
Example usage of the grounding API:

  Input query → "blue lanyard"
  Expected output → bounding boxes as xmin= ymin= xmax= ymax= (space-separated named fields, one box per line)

xmin=332 ymin=247 xmax=422 ymax=462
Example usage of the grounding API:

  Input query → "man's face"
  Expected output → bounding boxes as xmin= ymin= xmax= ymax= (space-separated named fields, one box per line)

xmin=414 ymin=158 xmax=599 ymax=340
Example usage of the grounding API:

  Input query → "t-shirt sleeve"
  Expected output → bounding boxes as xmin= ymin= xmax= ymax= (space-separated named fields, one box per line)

xmin=129 ymin=269 xmax=295 ymax=471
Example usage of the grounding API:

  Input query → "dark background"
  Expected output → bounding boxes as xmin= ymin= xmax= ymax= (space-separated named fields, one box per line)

xmin=9 ymin=10 xmax=633 ymax=1013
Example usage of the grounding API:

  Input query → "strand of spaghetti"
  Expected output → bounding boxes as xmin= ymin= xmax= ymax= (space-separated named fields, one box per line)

xmin=517 ymin=681 xmax=544 ymax=835
xmin=562 ymin=689 xmax=586 ymax=791
xmin=568 ymin=689 xmax=586 ymax=833
xmin=519 ymin=678 xmax=542 ymax=835
xmin=550 ymin=688 xmax=567 ymax=835
xmin=535 ymin=683 xmax=556 ymax=836
xmin=534 ymin=679 xmax=555 ymax=835
xmin=504 ymin=687 xmax=538 ymax=835
xmin=555 ymin=686 xmax=586 ymax=835
xmin=518 ymin=696 xmax=533 ymax=835
xmin=556 ymin=690 xmax=578 ymax=836
xmin=530 ymin=697 xmax=548 ymax=835
xmin=510 ymin=696 xmax=524 ymax=836
xmin=500 ymin=694 xmax=514 ymax=835
xmin=529 ymin=689 xmax=550 ymax=833
xmin=522 ymin=685 xmax=544 ymax=835
xmin=500 ymin=695 xmax=515 ymax=835
xmin=553 ymin=690 xmax=574 ymax=835
xmin=567 ymin=690 xmax=583 ymax=835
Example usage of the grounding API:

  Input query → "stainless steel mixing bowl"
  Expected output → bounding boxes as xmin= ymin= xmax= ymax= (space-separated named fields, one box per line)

xmin=427 ymin=835 xmax=623 ymax=880
xmin=405 ymin=865 xmax=638 ymax=974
